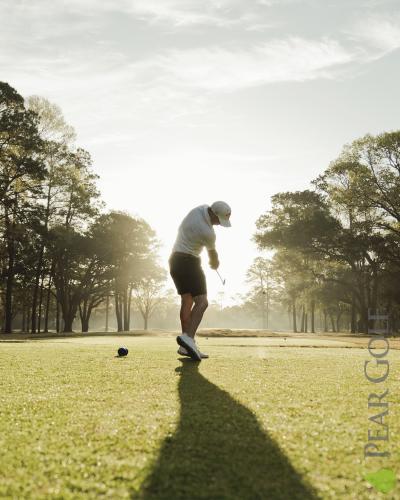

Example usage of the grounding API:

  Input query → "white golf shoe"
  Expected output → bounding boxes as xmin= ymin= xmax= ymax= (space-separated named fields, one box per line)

xmin=176 ymin=334 xmax=202 ymax=361
xmin=177 ymin=345 xmax=209 ymax=359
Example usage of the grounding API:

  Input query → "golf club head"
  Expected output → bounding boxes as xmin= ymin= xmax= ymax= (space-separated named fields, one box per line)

xmin=216 ymin=270 xmax=226 ymax=286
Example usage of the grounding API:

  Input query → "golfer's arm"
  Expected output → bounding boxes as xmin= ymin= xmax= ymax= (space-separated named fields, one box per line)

xmin=208 ymin=249 xmax=219 ymax=269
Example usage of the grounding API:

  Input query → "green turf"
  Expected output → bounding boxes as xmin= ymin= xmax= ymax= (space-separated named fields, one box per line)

xmin=0 ymin=336 xmax=398 ymax=499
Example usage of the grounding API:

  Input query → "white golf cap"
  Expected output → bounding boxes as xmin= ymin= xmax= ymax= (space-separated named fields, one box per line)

xmin=210 ymin=201 xmax=232 ymax=227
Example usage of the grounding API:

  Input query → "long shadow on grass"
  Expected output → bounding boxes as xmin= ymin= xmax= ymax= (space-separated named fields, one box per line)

xmin=135 ymin=360 xmax=319 ymax=500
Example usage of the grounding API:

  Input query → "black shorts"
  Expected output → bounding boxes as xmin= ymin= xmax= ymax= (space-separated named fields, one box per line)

xmin=169 ymin=252 xmax=207 ymax=297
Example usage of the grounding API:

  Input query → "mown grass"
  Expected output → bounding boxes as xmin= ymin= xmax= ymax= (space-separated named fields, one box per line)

xmin=0 ymin=336 xmax=399 ymax=499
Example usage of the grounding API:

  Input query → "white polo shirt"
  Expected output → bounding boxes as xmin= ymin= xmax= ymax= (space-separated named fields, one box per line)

xmin=172 ymin=205 xmax=216 ymax=257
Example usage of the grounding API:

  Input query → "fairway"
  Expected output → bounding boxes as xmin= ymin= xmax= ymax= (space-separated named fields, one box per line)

xmin=1 ymin=334 xmax=399 ymax=499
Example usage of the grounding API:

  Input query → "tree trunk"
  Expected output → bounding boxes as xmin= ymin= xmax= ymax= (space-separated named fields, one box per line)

xmin=4 ymin=204 xmax=15 ymax=334
xmin=36 ymin=176 xmax=53 ymax=333
xmin=292 ymin=299 xmax=297 ymax=333
xmin=300 ymin=305 xmax=305 ymax=333
xmin=329 ymin=314 xmax=336 ymax=332
xmin=370 ymin=267 xmax=379 ymax=332
xmin=323 ymin=309 xmax=328 ymax=332
xmin=81 ymin=317 xmax=89 ymax=333
xmin=358 ymin=280 xmax=368 ymax=333
xmin=115 ymin=293 xmax=123 ymax=332
xmin=58 ymin=290 xmax=78 ymax=334
xmin=336 ymin=311 xmax=343 ymax=333
xmin=26 ymin=308 xmax=31 ymax=333
xmin=79 ymin=302 xmax=86 ymax=332
xmin=37 ymin=271 xmax=45 ymax=333
xmin=128 ymin=285 xmax=134 ymax=331
xmin=44 ymin=275 xmax=53 ymax=333
xmin=304 ymin=312 xmax=308 ymax=333
xmin=79 ymin=301 xmax=93 ymax=333
xmin=63 ymin=313 xmax=74 ymax=333
xmin=123 ymin=287 xmax=129 ymax=332
xmin=105 ymin=295 xmax=109 ymax=332
xmin=56 ymin=300 xmax=60 ymax=333
xmin=358 ymin=305 xmax=368 ymax=334
xmin=31 ymin=246 xmax=44 ymax=334
xmin=4 ymin=246 xmax=14 ymax=334
xmin=310 ymin=300 xmax=315 ymax=333
xmin=22 ymin=305 xmax=26 ymax=333
xmin=261 ymin=292 xmax=266 ymax=329
xmin=350 ymin=293 xmax=356 ymax=333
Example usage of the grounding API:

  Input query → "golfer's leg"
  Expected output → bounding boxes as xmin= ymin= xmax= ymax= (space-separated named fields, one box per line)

xmin=187 ymin=294 xmax=208 ymax=338
xmin=180 ymin=293 xmax=193 ymax=334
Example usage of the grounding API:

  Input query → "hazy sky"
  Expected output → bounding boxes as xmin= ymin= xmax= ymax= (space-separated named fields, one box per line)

xmin=2 ymin=0 xmax=400 ymax=304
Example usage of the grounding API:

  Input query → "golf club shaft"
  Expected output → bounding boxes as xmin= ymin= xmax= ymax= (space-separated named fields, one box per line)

xmin=216 ymin=269 xmax=226 ymax=285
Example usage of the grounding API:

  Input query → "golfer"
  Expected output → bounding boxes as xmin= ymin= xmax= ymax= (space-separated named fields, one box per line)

xmin=169 ymin=201 xmax=232 ymax=361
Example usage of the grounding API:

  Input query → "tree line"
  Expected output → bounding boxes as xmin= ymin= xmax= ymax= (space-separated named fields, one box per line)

xmin=0 ymin=82 xmax=166 ymax=334
xmin=251 ymin=131 xmax=400 ymax=334
xmin=3 ymin=80 xmax=399 ymax=335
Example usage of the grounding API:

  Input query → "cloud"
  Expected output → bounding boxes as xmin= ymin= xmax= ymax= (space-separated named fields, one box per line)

xmin=0 ymin=0 xmax=304 ymax=31
xmin=0 ymin=33 xmax=374 ymax=142
xmin=136 ymin=37 xmax=354 ymax=92
xmin=121 ymin=0 xmax=244 ymax=27
xmin=65 ymin=0 xmax=301 ymax=29
xmin=351 ymin=16 xmax=400 ymax=55
xmin=1 ymin=0 xmax=399 ymax=142
xmin=0 ymin=0 xmax=271 ymax=31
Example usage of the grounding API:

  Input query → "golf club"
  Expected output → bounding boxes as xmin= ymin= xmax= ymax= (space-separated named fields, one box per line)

xmin=216 ymin=269 xmax=226 ymax=285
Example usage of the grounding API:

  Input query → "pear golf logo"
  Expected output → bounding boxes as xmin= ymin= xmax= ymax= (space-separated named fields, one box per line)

xmin=365 ymin=468 xmax=396 ymax=494
xmin=363 ymin=311 xmax=396 ymax=494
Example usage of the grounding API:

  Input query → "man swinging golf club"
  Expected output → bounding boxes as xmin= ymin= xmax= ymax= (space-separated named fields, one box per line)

xmin=169 ymin=201 xmax=232 ymax=361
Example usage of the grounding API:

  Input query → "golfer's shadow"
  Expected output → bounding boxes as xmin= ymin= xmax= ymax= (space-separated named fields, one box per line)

xmin=135 ymin=360 xmax=319 ymax=500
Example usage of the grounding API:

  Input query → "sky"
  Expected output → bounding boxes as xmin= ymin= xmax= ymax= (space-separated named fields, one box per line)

xmin=1 ymin=0 xmax=400 ymax=305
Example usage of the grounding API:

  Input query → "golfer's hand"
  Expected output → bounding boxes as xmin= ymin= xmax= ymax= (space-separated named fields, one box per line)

xmin=209 ymin=258 xmax=219 ymax=270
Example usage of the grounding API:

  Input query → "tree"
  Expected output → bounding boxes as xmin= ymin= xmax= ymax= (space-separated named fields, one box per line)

xmin=90 ymin=212 xmax=159 ymax=332
xmin=270 ymin=250 xmax=312 ymax=333
xmin=0 ymin=82 xmax=44 ymax=332
xmin=132 ymin=265 xmax=167 ymax=330
xmin=246 ymin=257 xmax=275 ymax=329
xmin=335 ymin=132 xmax=400 ymax=235
xmin=26 ymin=95 xmax=76 ymax=333
xmin=314 ymin=137 xmax=397 ymax=332
xmin=255 ymin=191 xmax=343 ymax=332
xmin=254 ymin=130 xmax=400 ymax=334
xmin=0 ymin=82 xmax=165 ymax=336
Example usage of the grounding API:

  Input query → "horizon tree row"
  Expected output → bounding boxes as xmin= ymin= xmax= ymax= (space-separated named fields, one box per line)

xmin=253 ymin=130 xmax=400 ymax=334
xmin=0 ymin=81 xmax=166 ymax=333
